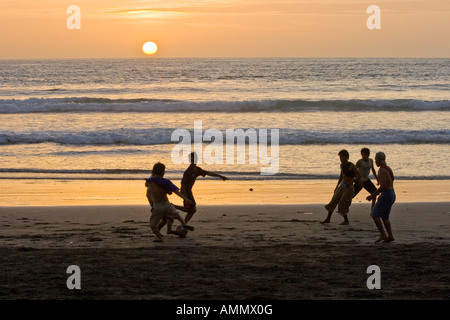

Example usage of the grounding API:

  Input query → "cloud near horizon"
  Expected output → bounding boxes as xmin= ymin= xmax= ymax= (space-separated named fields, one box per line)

xmin=0 ymin=0 xmax=448 ymax=58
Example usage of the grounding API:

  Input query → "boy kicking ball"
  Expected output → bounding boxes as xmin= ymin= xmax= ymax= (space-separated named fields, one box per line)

xmin=145 ymin=162 xmax=194 ymax=242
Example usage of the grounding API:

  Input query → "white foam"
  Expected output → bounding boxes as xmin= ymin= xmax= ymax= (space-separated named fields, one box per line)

xmin=0 ymin=128 xmax=448 ymax=146
xmin=0 ymin=98 xmax=448 ymax=113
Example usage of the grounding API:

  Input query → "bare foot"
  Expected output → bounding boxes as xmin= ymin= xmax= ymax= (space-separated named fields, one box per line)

xmin=382 ymin=237 xmax=394 ymax=243
xmin=339 ymin=221 xmax=349 ymax=225
xmin=183 ymin=225 xmax=195 ymax=231
xmin=375 ymin=237 xmax=386 ymax=243
xmin=167 ymin=230 xmax=177 ymax=235
xmin=320 ymin=219 xmax=330 ymax=224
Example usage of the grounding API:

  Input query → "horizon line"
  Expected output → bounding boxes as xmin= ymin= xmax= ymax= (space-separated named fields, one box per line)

xmin=1 ymin=56 xmax=449 ymax=61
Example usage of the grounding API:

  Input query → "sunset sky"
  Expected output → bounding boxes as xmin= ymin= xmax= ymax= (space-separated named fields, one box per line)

xmin=0 ymin=0 xmax=449 ymax=59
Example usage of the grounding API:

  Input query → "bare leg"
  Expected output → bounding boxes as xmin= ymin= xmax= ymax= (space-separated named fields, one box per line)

xmin=340 ymin=214 xmax=349 ymax=225
xmin=175 ymin=214 xmax=195 ymax=231
xmin=158 ymin=217 xmax=176 ymax=234
xmin=321 ymin=211 xmax=333 ymax=224
xmin=173 ymin=203 xmax=196 ymax=223
xmin=166 ymin=218 xmax=177 ymax=234
xmin=151 ymin=227 xmax=164 ymax=242
xmin=372 ymin=217 xmax=387 ymax=242
xmin=184 ymin=207 xmax=197 ymax=224
xmin=382 ymin=219 xmax=394 ymax=241
xmin=322 ymin=188 xmax=340 ymax=224
xmin=173 ymin=204 xmax=189 ymax=213
xmin=371 ymin=198 xmax=376 ymax=210
xmin=157 ymin=217 xmax=167 ymax=230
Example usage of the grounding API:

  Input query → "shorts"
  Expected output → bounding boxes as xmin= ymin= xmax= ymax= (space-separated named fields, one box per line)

xmin=325 ymin=184 xmax=354 ymax=216
xmin=182 ymin=188 xmax=197 ymax=208
xmin=353 ymin=179 xmax=377 ymax=197
xmin=371 ymin=189 xmax=396 ymax=220
xmin=149 ymin=201 xmax=181 ymax=228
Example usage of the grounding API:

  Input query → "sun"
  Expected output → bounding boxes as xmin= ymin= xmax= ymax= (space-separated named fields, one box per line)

xmin=142 ymin=42 xmax=158 ymax=55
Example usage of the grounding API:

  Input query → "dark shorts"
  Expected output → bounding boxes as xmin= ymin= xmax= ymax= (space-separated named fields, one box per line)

xmin=182 ymin=189 xmax=196 ymax=208
xmin=353 ymin=179 xmax=377 ymax=197
xmin=371 ymin=189 xmax=396 ymax=220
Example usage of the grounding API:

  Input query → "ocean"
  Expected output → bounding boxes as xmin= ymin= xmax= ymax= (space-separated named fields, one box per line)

xmin=0 ymin=58 xmax=449 ymax=182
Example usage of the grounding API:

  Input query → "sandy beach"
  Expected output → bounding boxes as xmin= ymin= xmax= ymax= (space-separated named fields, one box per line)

xmin=0 ymin=180 xmax=449 ymax=300
xmin=2 ymin=5 xmax=449 ymax=307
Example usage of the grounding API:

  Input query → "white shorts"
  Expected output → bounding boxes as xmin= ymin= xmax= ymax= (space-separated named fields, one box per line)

xmin=149 ymin=201 xmax=181 ymax=228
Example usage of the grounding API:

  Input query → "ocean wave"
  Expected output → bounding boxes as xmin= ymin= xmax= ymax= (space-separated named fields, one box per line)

xmin=0 ymin=128 xmax=448 ymax=146
xmin=0 ymin=98 xmax=448 ymax=113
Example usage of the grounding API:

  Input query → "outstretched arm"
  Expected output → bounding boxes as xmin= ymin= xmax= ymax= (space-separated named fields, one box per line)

xmin=174 ymin=190 xmax=194 ymax=205
xmin=207 ymin=172 xmax=227 ymax=181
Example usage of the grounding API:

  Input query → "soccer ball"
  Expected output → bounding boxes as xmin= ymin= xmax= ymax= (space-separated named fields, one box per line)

xmin=175 ymin=225 xmax=188 ymax=237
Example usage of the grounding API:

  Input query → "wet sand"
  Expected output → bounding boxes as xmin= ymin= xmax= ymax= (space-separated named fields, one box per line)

xmin=1 ymin=199 xmax=449 ymax=300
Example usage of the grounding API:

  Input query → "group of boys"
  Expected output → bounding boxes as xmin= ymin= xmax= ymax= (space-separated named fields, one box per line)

xmin=321 ymin=148 xmax=396 ymax=242
xmin=146 ymin=148 xmax=396 ymax=243
xmin=145 ymin=152 xmax=227 ymax=242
